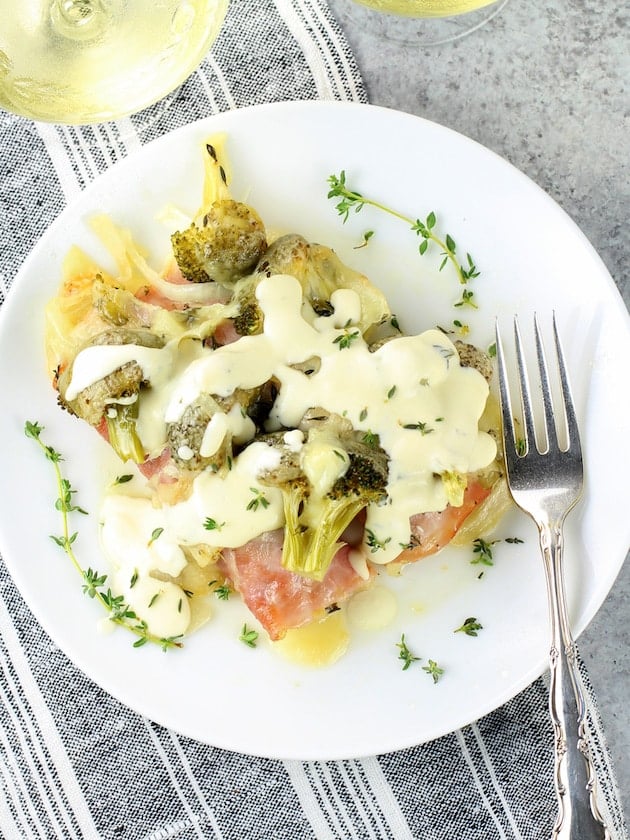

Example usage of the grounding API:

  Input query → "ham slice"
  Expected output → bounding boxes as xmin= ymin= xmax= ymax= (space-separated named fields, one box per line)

xmin=218 ymin=481 xmax=491 ymax=639
xmin=397 ymin=479 xmax=491 ymax=564
xmin=219 ymin=530 xmax=372 ymax=641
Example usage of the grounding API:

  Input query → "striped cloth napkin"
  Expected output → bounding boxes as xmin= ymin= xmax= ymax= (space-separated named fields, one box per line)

xmin=0 ymin=2 xmax=626 ymax=838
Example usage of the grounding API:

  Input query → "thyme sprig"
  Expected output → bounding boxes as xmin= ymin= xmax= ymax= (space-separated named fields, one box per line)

xmin=333 ymin=327 xmax=360 ymax=350
xmin=24 ymin=421 xmax=183 ymax=651
xmin=365 ymin=528 xmax=391 ymax=553
xmin=395 ymin=634 xmax=444 ymax=683
xmin=471 ymin=535 xmax=525 ymax=567
xmin=327 ymin=171 xmax=480 ymax=292
xmin=455 ymin=617 xmax=483 ymax=637
xmin=422 ymin=659 xmax=445 ymax=684
xmin=396 ymin=634 xmax=420 ymax=670
xmin=240 ymin=624 xmax=259 ymax=648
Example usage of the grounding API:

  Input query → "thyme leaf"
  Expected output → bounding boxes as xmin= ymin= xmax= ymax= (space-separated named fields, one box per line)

xmin=240 ymin=624 xmax=259 ymax=648
xmin=402 ymin=420 xmax=434 ymax=435
xmin=365 ymin=528 xmax=392 ymax=553
xmin=422 ymin=659 xmax=445 ymax=684
xmin=209 ymin=580 xmax=232 ymax=600
xmin=396 ymin=633 xmax=420 ymax=670
xmin=333 ymin=328 xmax=360 ymax=350
xmin=246 ymin=487 xmax=270 ymax=511
xmin=114 ymin=474 xmax=134 ymax=485
xmin=454 ymin=617 xmax=483 ymax=637
xmin=471 ymin=537 xmax=496 ymax=566
xmin=471 ymin=536 xmax=525 ymax=567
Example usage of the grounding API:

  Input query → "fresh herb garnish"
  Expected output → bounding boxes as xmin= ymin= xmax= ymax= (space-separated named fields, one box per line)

xmin=25 ymin=421 xmax=183 ymax=651
xmin=454 ymin=288 xmax=478 ymax=309
xmin=203 ymin=517 xmax=225 ymax=531
xmin=246 ymin=487 xmax=270 ymax=511
xmin=82 ymin=567 xmax=107 ymax=598
xmin=239 ymin=624 xmax=259 ymax=648
xmin=422 ymin=659 xmax=445 ymax=684
xmin=472 ymin=536 xmax=525 ymax=567
xmin=113 ymin=474 xmax=134 ymax=485
xmin=333 ymin=328 xmax=360 ymax=350
xmin=402 ymin=420 xmax=434 ymax=435
xmin=396 ymin=633 xmax=420 ymax=670
xmin=327 ymin=171 xmax=481 ymax=296
xmin=455 ymin=617 xmax=483 ymax=637
xmin=209 ymin=580 xmax=232 ymax=600
xmin=433 ymin=344 xmax=455 ymax=365
xmin=148 ymin=527 xmax=164 ymax=546
xmin=361 ymin=430 xmax=379 ymax=448
xmin=365 ymin=528 xmax=391 ymax=553
xmin=471 ymin=537 xmax=495 ymax=566
xmin=354 ymin=230 xmax=374 ymax=249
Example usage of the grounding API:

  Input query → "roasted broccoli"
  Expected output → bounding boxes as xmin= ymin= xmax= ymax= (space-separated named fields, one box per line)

xmin=226 ymin=230 xmax=392 ymax=338
xmin=454 ymin=340 xmax=494 ymax=383
xmin=167 ymin=379 xmax=279 ymax=471
xmin=229 ymin=273 xmax=265 ymax=336
xmin=259 ymin=410 xmax=389 ymax=580
xmin=171 ymin=199 xmax=267 ymax=285
xmin=57 ymin=327 xmax=164 ymax=463
xmin=254 ymin=233 xmax=390 ymax=331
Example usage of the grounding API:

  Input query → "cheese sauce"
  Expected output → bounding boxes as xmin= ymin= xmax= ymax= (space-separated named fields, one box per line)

xmin=73 ymin=273 xmax=496 ymax=639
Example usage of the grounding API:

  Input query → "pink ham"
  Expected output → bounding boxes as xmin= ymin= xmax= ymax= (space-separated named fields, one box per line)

xmin=219 ymin=530 xmax=372 ymax=640
xmin=396 ymin=479 xmax=491 ymax=564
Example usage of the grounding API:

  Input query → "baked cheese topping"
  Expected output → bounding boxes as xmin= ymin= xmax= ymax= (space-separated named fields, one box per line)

xmin=66 ymin=273 xmax=496 ymax=638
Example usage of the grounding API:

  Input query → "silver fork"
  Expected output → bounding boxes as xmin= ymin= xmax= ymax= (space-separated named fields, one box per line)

xmin=495 ymin=314 xmax=610 ymax=840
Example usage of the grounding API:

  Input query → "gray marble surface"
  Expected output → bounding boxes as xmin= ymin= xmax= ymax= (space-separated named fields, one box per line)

xmin=329 ymin=0 xmax=630 ymax=810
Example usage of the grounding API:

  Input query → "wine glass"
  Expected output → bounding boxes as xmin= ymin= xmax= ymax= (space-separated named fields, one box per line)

xmin=330 ymin=0 xmax=510 ymax=46
xmin=0 ymin=0 xmax=228 ymax=124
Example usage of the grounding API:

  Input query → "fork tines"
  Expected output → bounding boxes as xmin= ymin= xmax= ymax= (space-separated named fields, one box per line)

xmin=495 ymin=313 xmax=581 ymax=461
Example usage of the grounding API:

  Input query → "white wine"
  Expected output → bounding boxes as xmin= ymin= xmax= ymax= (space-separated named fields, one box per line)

xmin=335 ymin=0 xmax=506 ymax=46
xmin=0 ymin=0 xmax=228 ymax=123
xmin=351 ymin=0 xmax=497 ymax=16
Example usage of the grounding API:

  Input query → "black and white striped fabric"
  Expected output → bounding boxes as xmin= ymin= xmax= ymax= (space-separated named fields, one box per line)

xmin=0 ymin=2 xmax=626 ymax=838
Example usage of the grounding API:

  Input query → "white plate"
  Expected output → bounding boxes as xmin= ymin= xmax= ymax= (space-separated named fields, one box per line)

xmin=0 ymin=101 xmax=628 ymax=760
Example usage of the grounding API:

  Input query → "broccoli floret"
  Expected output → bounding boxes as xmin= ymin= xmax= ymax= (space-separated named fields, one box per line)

xmin=167 ymin=380 xmax=279 ymax=472
xmin=254 ymin=233 xmax=390 ymax=332
xmin=57 ymin=328 xmax=164 ymax=463
xmin=259 ymin=412 xmax=389 ymax=580
xmin=229 ymin=273 xmax=264 ymax=336
xmin=167 ymin=393 xmax=230 ymax=472
xmin=106 ymin=401 xmax=145 ymax=463
xmin=171 ymin=199 xmax=267 ymax=285
xmin=454 ymin=340 xmax=494 ymax=383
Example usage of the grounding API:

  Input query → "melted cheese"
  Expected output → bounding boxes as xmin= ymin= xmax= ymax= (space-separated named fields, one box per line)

xmin=65 ymin=344 xmax=173 ymax=401
xmin=274 ymin=610 xmax=349 ymax=667
xmin=90 ymin=273 xmax=496 ymax=639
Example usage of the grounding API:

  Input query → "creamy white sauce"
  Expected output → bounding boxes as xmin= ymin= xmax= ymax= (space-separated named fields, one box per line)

xmin=135 ymin=337 xmax=206 ymax=458
xmin=65 ymin=344 xmax=173 ymax=401
xmin=346 ymin=586 xmax=398 ymax=631
xmin=94 ymin=272 xmax=496 ymax=637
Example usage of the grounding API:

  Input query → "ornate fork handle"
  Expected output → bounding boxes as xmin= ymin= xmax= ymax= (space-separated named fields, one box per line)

xmin=540 ymin=519 xmax=610 ymax=839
